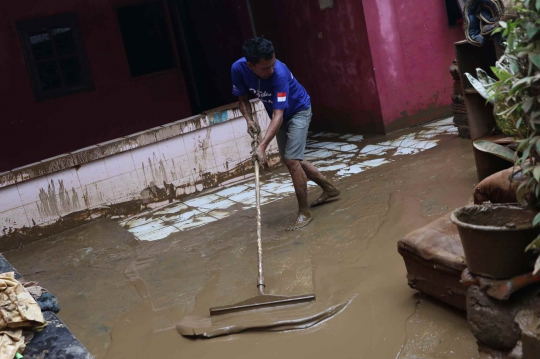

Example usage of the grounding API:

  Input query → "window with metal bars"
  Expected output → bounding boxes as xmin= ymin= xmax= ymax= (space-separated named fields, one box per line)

xmin=16 ymin=13 xmax=93 ymax=101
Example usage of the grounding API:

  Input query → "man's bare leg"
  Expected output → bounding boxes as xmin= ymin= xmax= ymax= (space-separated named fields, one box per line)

xmin=300 ymin=160 xmax=341 ymax=207
xmin=284 ymin=159 xmax=313 ymax=231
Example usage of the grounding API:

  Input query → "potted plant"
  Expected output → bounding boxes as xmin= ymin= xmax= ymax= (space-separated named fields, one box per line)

xmin=452 ymin=0 xmax=540 ymax=279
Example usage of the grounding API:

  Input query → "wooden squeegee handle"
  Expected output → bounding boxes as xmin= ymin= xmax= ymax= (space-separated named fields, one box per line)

xmin=254 ymin=160 xmax=265 ymax=295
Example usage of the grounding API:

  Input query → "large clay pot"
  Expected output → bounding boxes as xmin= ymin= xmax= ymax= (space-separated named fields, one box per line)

xmin=451 ymin=204 xmax=539 ymax=279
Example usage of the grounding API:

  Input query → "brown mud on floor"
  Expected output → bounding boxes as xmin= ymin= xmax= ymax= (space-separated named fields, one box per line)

xmin=4 ymin=129 xmax=480 ymax=358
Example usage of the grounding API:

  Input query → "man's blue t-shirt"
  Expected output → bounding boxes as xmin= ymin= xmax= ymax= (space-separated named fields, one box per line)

xmin=231 ymin=58 xmax=311 ymax=121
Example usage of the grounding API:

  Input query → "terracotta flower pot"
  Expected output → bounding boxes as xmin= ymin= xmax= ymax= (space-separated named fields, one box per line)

xmin=451 ymin=204 xmax=539 ymax=279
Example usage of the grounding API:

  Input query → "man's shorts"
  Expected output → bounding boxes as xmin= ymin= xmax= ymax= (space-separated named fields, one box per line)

xmin=276 ymin=107 xmax=312 ymax=161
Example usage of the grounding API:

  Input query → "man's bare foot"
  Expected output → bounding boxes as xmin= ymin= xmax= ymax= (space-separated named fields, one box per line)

xmin=286 ymin=211 xmax=313 ymax=231
xmin=311 ymin=186 xmax=341 ymax=207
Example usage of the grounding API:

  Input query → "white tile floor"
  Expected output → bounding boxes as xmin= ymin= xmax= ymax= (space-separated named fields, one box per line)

xmin=118 ymin=118 xmax=459 ymax=241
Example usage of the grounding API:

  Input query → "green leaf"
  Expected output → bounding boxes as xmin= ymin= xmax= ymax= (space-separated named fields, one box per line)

xmin=537 ymin=0 xmax=540 ymax=11
xmin=534 ymin=167 xmax=540 ymax=181
xmin=473 ymin=140 xmax=516 ymax=162
xmin=491 ymin=66 xmax=500 ymax=77
xmin=517 ymin=182 xmax=529 ymax=204
xmin=508 ymin=33 xmax=516 ymax=49
xmin=534 ymin=255 xmax=540 ymax=276
xmin=502 ymin=70 xmax=514 ymax=81
xmin=526 ymin=22 xmax=540 ymax=39
xmin=531 ymin=53 xmax=540 ymax=69
xmin=517 ymin=43 xmax=535 ymax=53
xmin=533 ymin=212 xmax=540 ymax=227
xmin=526 ymin=233 xmax=540 ymax=252
xmin=511 ymin=77 xmax=533 ymax=94
xmin=518 ymin=139 xmax=530 ymax=151
xmin=510 ymin=59 xmax=520 ymax=74
xmin=536 ymin=138 xmax=540 ymax=154
xmin=500 ymin=20 xmax=508 ymax=29
xmin=498 ymin=103 xmax=520 ymax=118
xmin=535 ymin=141 xmax=540 ymax=154
xmin=523 ymin=145 xmax=533 ymax=164
xmin=523 ymin=97 xmax=535 ymax=113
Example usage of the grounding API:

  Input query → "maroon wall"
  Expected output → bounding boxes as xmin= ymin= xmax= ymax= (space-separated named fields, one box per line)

xmin=0 ymin=0 xmax=192 ymax=171
xmin=362 ymin=0 xmax=464 ymax=132
xmin=272 ymin=0 xmax=384 ymax=134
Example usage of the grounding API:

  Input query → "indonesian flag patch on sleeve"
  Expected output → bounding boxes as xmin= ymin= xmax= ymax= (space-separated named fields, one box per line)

xmin=277 ymin=92 xmax=287 ymax=102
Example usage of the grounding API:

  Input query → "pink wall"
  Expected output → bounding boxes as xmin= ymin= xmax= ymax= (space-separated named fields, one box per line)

xmin=273 ymin=0 xmax=463 ymax=134
xmin=362 ymin=0 xmax=464 ymax=132
xmin=272 ymin=0 xmax=384 ymax=133
xmin=0 ymin=0 xmax=192 ymax=172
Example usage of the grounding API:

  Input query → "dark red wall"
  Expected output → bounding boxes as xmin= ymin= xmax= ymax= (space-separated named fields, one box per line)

xmin=0 ymin=0 xmax=192 ymax=171
xmin=272 ymin=0 xmax=384 ymax=134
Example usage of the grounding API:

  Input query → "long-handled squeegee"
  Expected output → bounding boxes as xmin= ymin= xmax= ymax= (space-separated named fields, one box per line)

xmin=209 ymin=139 xmax=315 ymax=316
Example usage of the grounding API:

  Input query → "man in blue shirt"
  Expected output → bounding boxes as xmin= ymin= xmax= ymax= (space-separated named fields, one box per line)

xmin=232 ymin=37 xmax=340 ymax=231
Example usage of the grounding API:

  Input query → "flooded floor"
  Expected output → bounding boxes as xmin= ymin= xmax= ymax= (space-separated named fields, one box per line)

xmin=4 ymin=119 xmax=481 ymax=358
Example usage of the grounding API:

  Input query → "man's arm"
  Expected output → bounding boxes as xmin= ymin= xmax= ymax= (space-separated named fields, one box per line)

xmin=261 ymin=109 xmax=284 ymax=149
xmin=238 ymin=96 xmax=261 ymax=138
xmin=254 ymin=109 xmax=284 ymax=168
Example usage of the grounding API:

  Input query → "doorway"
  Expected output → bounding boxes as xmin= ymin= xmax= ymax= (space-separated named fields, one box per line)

xmin=167 ymin=0 xmax=283 ymax=114
xmin=167 ymin=0 xmax=249 ymax=113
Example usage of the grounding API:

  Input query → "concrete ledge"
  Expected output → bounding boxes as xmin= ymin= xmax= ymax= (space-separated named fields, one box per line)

xmin=0 ymin=100 xmax=276 ymax=247
xmin=0 ymin=100 xmax=264 ymax=189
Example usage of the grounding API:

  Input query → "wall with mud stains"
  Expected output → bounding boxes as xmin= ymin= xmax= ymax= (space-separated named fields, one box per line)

xmin=0 ymin=0 xmax=193 ymax=172
xmin=0 ymin=100 xmax=277 ymax=250
xmin=362 ymin=0 xmax=464 ymax=132
xmin=272 ymin=0 xmax=384 ymax=134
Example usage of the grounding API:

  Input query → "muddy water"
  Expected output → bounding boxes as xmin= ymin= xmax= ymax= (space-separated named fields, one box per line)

xmin=455 ymin=205 xmax=536 ymax=228
xmin=5 ymin=131 xmax=480 ymax=358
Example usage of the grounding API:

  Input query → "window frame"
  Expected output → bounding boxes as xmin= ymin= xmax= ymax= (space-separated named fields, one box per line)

xmin=16 ymin=12 xmax=94 ymax=102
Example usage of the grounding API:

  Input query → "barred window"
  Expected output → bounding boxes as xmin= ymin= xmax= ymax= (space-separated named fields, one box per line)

xmin=17 ymin=13 xmax=93 ymax=101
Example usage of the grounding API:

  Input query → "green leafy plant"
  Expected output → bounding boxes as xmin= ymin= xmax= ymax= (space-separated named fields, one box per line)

xmin=479 ymin=0 xmax=540 ymax=273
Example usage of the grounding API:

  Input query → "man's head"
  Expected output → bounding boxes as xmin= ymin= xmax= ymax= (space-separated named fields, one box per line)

xmin=243 ymin=37 xmax=276 ymax=80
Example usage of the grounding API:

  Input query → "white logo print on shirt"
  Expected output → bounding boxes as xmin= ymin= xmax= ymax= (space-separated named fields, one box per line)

xmin=249 ymin=88 xmax=273 ymax=104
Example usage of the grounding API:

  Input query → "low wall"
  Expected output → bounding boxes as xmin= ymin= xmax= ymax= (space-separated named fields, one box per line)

xmin=0 ymin=100 xmax=277 ymax=250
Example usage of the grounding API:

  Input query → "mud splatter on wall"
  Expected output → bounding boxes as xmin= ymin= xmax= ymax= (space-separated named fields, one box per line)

xmin=37 ymin=179 xmax=82 ymax=219
xmin=0 ymin=102 xmax=275 ymax=248
xmin=140 ymin=153 xmax=173 ymax=188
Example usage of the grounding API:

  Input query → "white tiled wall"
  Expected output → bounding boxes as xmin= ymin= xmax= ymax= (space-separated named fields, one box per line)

xmin=0 ymin=185 xmax=30 ymax=230
xmin=0 ymin=103 xmax=276 ymax=237
xmin=213 ymin=140 xmax=242 ymax=173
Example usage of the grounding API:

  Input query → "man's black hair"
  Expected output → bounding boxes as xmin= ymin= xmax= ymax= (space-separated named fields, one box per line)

xmin=242 ymin=37 xmax=275 ymax=64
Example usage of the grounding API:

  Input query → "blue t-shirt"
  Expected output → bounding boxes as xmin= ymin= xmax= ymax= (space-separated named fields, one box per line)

xmin=231 ymin=58 xmax=311 ymax=121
